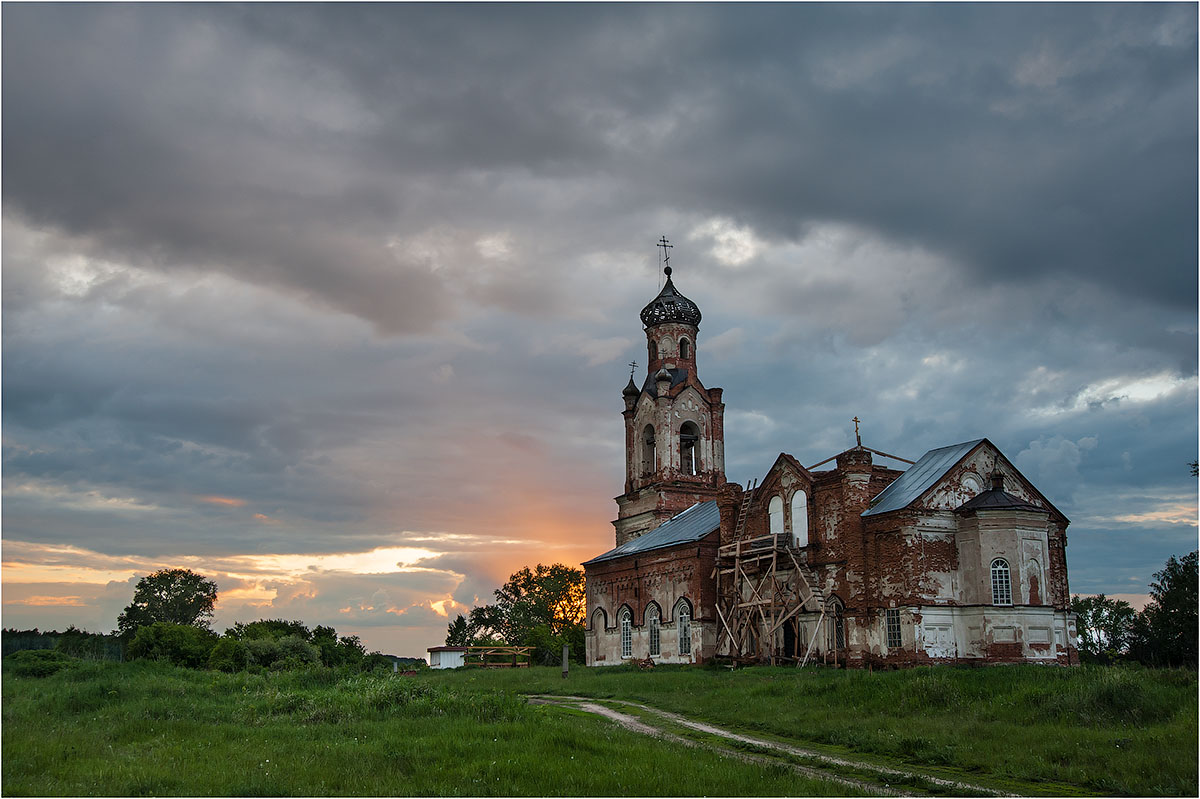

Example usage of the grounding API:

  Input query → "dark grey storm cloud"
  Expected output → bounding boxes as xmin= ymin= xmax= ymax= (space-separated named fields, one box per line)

xmin=3 ymin=4 xmax=1195 ymax=653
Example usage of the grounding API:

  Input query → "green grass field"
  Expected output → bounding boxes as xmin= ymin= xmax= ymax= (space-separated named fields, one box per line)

xmin=3 ymin=654 xmax=1196 ymax=796
xmin=436 ymin=662 xmax=1198 ymax=796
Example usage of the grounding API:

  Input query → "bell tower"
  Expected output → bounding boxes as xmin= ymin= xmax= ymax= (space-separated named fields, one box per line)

xmin=614 ymin=242 xmax=727 ymax=546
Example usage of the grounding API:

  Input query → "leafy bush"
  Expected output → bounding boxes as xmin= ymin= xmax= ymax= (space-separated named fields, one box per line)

xmin=208 ymin=638 xmax=250 ymax=672
xmin=127 ymin=622 xmax=218 ymax=668
xmin=5 ymin=648 xmax=75 ymax=678
xmin=272 ymin=635 xmax=320 ymax=670
xmin=245 ymin=637 xmax=282 ymax=668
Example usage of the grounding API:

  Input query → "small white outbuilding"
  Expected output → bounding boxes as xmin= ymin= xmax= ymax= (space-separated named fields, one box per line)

xmin=426 ymin=646 xmax=467 ymax=669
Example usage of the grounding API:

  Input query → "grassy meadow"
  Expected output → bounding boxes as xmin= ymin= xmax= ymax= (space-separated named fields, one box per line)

xmin=440 ymin=662 xmax=1199 ymax=796
xmin=2 ymin=656 xmax=851 ymax=797
xmin=4 ymin=652 xmax=1196 ymax=796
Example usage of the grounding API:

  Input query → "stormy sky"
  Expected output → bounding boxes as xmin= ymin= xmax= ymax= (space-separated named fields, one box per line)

xmin=3 ymin=3 xmax=1196 ymax=656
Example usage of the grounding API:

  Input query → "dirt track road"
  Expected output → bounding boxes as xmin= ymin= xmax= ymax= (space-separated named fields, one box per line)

xmin=527 ymin=694 xmax=1007 ymax=797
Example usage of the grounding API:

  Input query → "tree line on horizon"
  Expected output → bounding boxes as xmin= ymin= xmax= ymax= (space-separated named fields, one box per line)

xmin=1071 ymin=550 xmax=1197 ymax=667
xmin=3 ymin=568 xmax=417 ymax=674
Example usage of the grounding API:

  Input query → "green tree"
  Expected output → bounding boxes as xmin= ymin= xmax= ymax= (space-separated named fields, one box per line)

xmin=461 ymin=563 xmax=586 ymax=661
xmin=1071 ymin=594 xmax=1136 ymax=663
xmin=1131 ymin=551 xmax=1198 ymax=667
xmin=445 ymin=614 xmax=471 ymax=646
xmin=117 ymin=568 xmax=218 ymax=637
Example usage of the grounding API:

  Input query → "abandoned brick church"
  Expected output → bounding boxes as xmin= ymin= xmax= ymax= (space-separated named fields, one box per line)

xmin=583 ymin=257 xmax=1079 ymax=668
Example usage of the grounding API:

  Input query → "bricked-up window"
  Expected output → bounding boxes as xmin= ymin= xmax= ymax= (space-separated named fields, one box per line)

xmin=679 ymin=421 xmax=700 ymax=475
xmin=641 ymin=425 xmax=656 ymax=476
xmin=790 ymin=490 xmax=809 ymax=547
xmin=647 ymin=605 xmax=661 ymax=656
xmin=679 ymin=338 xmax=690 ymax=359
xmin=675 ymin=599 xmax=692 ymax=656
xmin=620 ymin=609 xmax=632 ymax=658
xmin=886 ymin=608 xmax=902 ymax=649
xmin=769 ymin=495 xmax=784 ymax=535
xmin=991 ymin=559 xmax=1013 ymax=606
xmin=649 ymin=339 xmax=658 ymax=361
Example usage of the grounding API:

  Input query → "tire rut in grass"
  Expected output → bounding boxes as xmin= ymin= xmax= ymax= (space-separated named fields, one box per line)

xmin=528 ymin=694 xmax=1018 ymax=797
xmin=527 ymin=695 xmax=913 ymax=797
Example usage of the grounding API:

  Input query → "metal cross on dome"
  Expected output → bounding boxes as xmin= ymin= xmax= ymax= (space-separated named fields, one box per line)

xmin=657 ymin=235 xmax=673 ymax=273
xmin=853 ymin=416 xmax=862 ymax=446
xmin=628 ymin=361 xmax=638 ymax=379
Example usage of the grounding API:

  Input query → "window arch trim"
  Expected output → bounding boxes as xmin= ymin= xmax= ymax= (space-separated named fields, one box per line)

xmin=646 ymin=603 xmax=661 ymax=657
xmin=618 ymin=606 xmax=634 ymax=658
xmin=590 ymin=607 xmax=608 ymax=632
xmin=768 ymin=494 xmax=784 ymax=536
xmin=673 ymin=598 xmax=692 ymax=656
xmin=991 ymin=558 xmax=1013 ymax=606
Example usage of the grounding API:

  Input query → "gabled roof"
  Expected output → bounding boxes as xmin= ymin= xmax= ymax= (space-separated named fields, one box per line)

xmin=583 ymin=500 xmax=719 ymax=566
xmin=862 ymin=439 xmax=985 ymax=517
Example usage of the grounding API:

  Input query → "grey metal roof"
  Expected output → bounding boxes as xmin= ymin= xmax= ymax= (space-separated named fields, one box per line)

xmin=639 ymin=367 xmax=687 ymax=397
xmin=862 ymin=439 xmax=984 ymax=517
xmin=583 ymin=500 xmax=719 ymax=565
xmin=955 ymin=488 xmax=1044 ymax=514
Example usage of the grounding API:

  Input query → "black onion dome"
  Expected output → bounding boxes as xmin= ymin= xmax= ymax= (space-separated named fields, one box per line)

xmin=639 ymin=268 xmax=702 ymax=328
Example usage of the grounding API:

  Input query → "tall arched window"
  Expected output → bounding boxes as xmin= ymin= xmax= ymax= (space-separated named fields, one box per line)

xmin=646 ymin=604 xmax=661 ymax=657
xmin=619 ymin=608 xmax=633 ymax=658
xmin=675 ymin=599 xmax=692 ymax=656
xmin=649 ymin=339 xmax=658 ymax=361
xmin=679 ymin=338 xmax=690 ymax=359
xmin=827 ymin=597 xmax=846 ymax=652
xmin=641 ymin=425 xmax=656 ymax=476
xmin=769 ymin=495 xmax=784 ymax=536
xmin=991 ymin=559 xmax=1012 ymax=606
xmin=790 ymin=490 xmax=808 ymax=547
xmin=679 ymin=421 xmax=700 ymax=475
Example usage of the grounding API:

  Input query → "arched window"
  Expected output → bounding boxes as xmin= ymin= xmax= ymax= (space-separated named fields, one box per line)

xmin=674 ymin=599 xmax=692 ymax=656
xmin=641 ymin=425 xmax=656 ymax=476
xmin=827 ymin=597 xmax=846 ymax=652
xmin=790 ymin=491 xmax=808 ymax=547
xmin=649 ymin=339 xmax=658 ymax=361
xmin=619 ymin=608 xmax=633 ymax=658
xmin=591 ymin=607 xmax=607 ymax=632
xmin=769 ymin=495 xmax=784 ymax=536
xmin=679 ymin=421 xmax=700 ymax=475
xmin=679 ymin=338 xmax=690 ymax=359
xmin=991 ymin=559 xmax=1012 ymax=606
xmin=646 ymin=604 xmax=661 ymax=657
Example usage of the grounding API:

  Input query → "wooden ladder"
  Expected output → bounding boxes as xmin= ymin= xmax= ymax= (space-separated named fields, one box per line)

xmin=733 ymin=478 xmax=757 ymax=540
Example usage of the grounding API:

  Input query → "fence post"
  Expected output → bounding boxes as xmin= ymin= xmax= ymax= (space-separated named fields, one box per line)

xmin=562 ymin=644 xmax=569 ymax=678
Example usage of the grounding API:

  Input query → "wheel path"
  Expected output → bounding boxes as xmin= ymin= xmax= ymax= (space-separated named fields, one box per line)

xmin=526 ymin=694 xmax=1007 ymax=797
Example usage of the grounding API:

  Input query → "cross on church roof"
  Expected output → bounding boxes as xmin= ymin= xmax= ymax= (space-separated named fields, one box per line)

xmin=657 ymin=235 xmax=673 ymax=275
xmin=628 ymin=361 xmax=638 ymax=379
xmin=853 ymin=416 xmax=862 ymax=446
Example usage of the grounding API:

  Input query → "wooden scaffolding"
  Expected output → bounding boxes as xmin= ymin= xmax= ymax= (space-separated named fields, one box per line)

xmin=714 ymin=481 xmax=835 ymax=666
